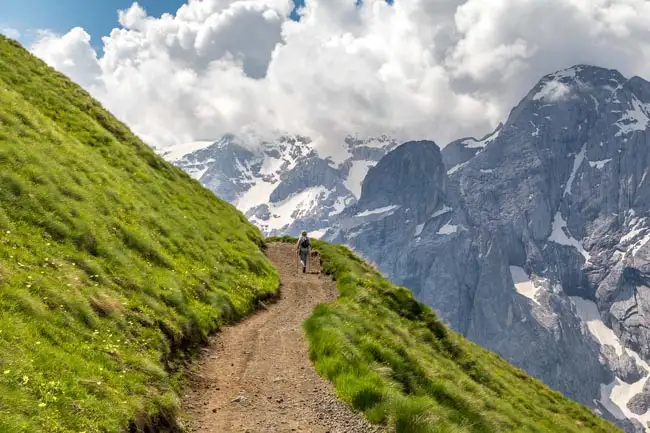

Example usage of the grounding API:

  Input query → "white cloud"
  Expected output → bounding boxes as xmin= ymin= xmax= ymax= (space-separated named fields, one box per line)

xmin=533 ymin=80 xmax=572 ymax=102
xmin=32 ymin=28 xmax=102 ymax=89
xmin=28 ymin=0 xmax=650 ymax=153
xmin=0 ymin=27 xmax=21 ymax=40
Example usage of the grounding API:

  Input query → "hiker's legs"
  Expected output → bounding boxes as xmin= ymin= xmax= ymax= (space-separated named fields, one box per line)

xmin=300 ymin=249 xmax=308 ymax=273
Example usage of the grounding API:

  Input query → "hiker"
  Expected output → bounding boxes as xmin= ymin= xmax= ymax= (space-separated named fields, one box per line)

xmin=296 ymin=231 xmax=311 ymax=273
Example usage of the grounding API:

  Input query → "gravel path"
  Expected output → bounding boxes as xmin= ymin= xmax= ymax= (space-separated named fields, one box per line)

xmin=181 ymin=242 xmax=385 ymax=433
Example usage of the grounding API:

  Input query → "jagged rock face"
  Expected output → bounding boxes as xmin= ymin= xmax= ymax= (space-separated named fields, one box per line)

xmin=196 ymin=137 xmax=260 ymax=203
xmin=325 ymin=65 xmax=650 ymax=431
xmin=159 ymin=134 xmax=399 ymax=237
xmin=269 ymin=158 xmax=341 ymax=203
xmin=603 ymin=345 xmax=647 ymax=384
xmin=441 ymin=123 xmax=502 ymax=174
xmin=359 ymin=141 xmax=446 ymax=216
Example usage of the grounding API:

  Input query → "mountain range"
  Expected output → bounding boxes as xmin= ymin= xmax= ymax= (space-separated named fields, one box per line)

xmin=160 ymin=132 xmax=399 ymax=237
xmin=159 ymin=64 xmax=650 ymax=432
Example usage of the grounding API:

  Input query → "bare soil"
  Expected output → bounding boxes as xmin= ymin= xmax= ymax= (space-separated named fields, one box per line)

xmin=181 ymin=242 xmax=384 ymax=433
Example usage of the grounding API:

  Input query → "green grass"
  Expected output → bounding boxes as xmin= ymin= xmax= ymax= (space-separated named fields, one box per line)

xmin=269 ymin=238 xmax=621 ymax=433
xmin=0 ymin=36 xmax=279 ymax=432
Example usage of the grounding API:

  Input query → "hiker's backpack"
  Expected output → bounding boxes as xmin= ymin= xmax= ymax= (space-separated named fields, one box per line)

xmin=300 ymin=236 xmax=310 ymax=249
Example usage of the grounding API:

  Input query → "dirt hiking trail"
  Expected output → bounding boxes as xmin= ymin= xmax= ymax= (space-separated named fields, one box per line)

xmin=181 ymin=242 xmax=384 ymax=433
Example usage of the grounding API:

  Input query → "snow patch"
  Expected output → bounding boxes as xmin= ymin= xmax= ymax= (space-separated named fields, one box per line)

xmin=329 ymin=196 xmax=347 ymax=216
xmin=462 ymin=126 xmax=501 ymax=149
xmin=309 ymin=229 xmax=328 ymax=239
xmin=235 ymin=179 xmax=277 ymax=213
xmin=345 ymin=160 xmax=375 ymax=199
xmin=571 ymin=297 xmax=625 ymax=356
xmin=356 ymin=205 xmax=399 ymax=217
xmin=509 ymin=266 xmax=541 ymax=305
xmin=462 ymin=138 xmax=481 ymax=148
xmin=571 ymin=296 xmax=650 ymax=426
xmin=549 ymin=212 xmax=591 ymax=262
xmin=588 ymin=159 xmax=612 ymax=169
xmin=346 ymin=225 xmax=369 ymax=239
xmin=564 ymin=144 xmax=587 ymax=196
xmin=250 ymin=186 xmax=332 ymax=232
xmin=619 ymin=217 xmax=650 ymax=258
xmin=437 ymin=221 xmax=458 ymax=235
xmin=431 ymin=206 xmax=453 ymax=219
xmin=258 ymin=154 xmax=283 ymax=177
xmin=447 ymin=161 xmax=469 ymax=175
xmin=415 ymin=206 xmax=453 ymax=238
xmin=621 ymin=226 xmax=645 ymax=244
xmin=615 ymin=98 xmax=650 ymax=137
xmin=160 ymin=140 xmax=214 ymax=161
xmin=258 ymin=136 xmax=313 ymax=178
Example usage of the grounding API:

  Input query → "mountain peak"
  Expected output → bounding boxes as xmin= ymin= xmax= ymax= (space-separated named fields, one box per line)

xmin=358 ymin=140 xmax=446 ymax=211
xmin=530 ymin=65 xmax=628 ymax=102
xmin=547 ymin=64 xmax=626 ymax=81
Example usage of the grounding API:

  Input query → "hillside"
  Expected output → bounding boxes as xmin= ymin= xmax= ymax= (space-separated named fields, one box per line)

xmin=0 ymin=35 xmax=278 ymax=432
xmin=298 ymin=238 xmax=622 ymax=433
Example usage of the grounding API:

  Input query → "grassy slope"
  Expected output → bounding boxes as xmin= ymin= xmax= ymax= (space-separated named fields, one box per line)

xmin=0 ymin=36 xmax=279 ymax=432
xmin=269 ymin=238 xmax=621 ymax=433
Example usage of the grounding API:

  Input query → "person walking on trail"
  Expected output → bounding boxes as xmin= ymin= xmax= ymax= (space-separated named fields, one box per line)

xmin=297 ymin=231 xmax=311 ymax=273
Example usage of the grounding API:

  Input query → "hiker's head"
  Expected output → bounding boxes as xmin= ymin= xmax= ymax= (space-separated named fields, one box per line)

xmin=301 ymin=231 xmax=307 ymax=236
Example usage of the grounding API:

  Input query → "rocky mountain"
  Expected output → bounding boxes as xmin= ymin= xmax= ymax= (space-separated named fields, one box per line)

xmin=159 ymin=134 xmax=399 ymax=237
xmin=324 ymin=65 xmax=650 ymax=432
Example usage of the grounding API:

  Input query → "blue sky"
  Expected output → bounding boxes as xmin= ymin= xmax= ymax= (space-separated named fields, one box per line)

xmin=0 ymin=0 xmax=306 ymax=46
xmin=0 ymin=1 xmax=397 ymax=47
